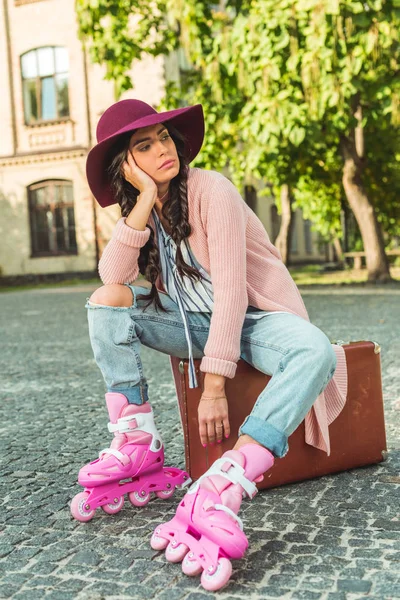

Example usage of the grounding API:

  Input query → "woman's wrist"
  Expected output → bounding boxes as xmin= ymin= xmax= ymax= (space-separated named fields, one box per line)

xmin=138 ymin=188 xmax=157 ymax=204
xmin=203 ymin=372 xmax=226 ymax=393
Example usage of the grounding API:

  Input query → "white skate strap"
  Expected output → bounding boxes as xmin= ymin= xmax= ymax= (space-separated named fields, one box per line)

xmin=108 ymin=414 xmax=142 ymax=434
xmin=188 ymin=457 xmax=257 ymax=499
xmin=99 ymin=447 xmax=126 ymax=463
xmin=213 ymin=503 xmax=244 ymax=531
xmin=107 ymin=410 xmax=163 ymax=454
xmin=179 ymin=477 xmax=192 ymax=489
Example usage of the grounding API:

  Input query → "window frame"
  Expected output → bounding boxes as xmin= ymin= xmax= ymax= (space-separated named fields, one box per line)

xmin=28 ymin=179 xmax=78 ymax=258
xmin=20 ymin=46 xmax=70 ymax=125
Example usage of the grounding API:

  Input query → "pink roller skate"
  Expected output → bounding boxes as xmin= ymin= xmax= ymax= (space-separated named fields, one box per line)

xmin=150 ymin=443 xmax=274 ymax=591
xmin=70 ymin=392 xmax=190 ymax=522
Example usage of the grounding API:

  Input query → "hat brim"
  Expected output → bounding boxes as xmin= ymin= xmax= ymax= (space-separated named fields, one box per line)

xmin=86 ymin=104 xmax=204 ymax=208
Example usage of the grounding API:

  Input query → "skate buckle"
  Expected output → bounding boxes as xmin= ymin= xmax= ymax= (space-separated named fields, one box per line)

xmin=98 ymin=447 xmax=130 ymax=467
xmin=190 ymin=457 xmax=258 ymax=499
xmin=180 ymin=476 xmax=192 ymax=489
xmin=108 ymin=415 xmax=139 ymax=434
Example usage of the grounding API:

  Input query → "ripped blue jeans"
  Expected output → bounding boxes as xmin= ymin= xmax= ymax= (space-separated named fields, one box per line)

xmin=86 ymin=285 xmax=337 ymax=458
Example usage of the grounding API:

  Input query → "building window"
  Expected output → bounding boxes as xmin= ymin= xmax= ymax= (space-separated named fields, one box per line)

xmin=28 ymin=180 xmax=77 ymax=257
xmin=21 ymin=47 xmax=70 ymax=124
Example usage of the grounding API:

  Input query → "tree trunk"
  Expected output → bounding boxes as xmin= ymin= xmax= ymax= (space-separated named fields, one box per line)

xmin=332 ymin=235 xmax=344 ymax=266
xmin=340 ymin=104 xmax=391 ymax=282
xmin=275 ymin=184 xmax=292 ymax=266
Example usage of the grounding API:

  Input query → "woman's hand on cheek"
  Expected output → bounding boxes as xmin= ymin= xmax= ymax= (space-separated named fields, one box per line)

xmin=122 ymin=150 xmax=157 ymax=194
xmin=198 ymin=394 xmax=230 ymax=447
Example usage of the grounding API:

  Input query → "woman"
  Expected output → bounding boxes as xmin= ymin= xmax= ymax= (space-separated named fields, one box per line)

xmin=73 ymin=99 xmax=348 ymax=591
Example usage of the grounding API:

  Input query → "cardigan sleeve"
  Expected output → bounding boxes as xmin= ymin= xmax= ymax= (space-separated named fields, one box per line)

xmin=199 ymin=176 xmax=249 ymax=379
xmin=98 ymin=217 xmax=151 ymax=284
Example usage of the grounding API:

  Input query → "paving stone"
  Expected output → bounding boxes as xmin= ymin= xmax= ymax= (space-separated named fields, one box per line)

xmin=52 ymin=578 xmax=88 ymax=593
xmin=68 ymin=550 xmax=102 ymax=566
xmin=290 ymin=591 xmax=323 ymax=599
xmin=1 ymin=574 xmax=33 ymax=587
xmin=12 ymin=592 xmax=44 ymax=600
xmin=0 ymin=545 xmax=14 ymax=558
xmin=337 ymin=578 xmax=373 ymax=593
xmin=339 ymin=567 xmax=366 ymax=579
xmin=0 ymin=586 xmax=19 ymax=599
xmin=257 ymin=586 xmax=291 ymax=598
xmin=45 ymin=593 xmax=79 ymax=600
xmin=301 ymin=575 xmax=336 ymax=591
xmin=84 ymin=581 xmax=126 ymax=595
xmin=354 ymin=558 xmax=384 ymax=570
xmin=384 ymin=551 xmax=400 ymax=562
xmin=28 ymin=562 xmax=59 ymax=575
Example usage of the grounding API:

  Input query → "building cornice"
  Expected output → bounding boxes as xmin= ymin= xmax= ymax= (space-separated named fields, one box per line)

xmin=0 ymin=146 xmax=89 ymax=167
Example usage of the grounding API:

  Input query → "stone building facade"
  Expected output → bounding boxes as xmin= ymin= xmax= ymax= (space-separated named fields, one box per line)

xmin=0 ymin=0 xmax=327 ymax=281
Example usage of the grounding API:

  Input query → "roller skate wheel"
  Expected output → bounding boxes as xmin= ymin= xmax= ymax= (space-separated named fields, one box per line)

xmin=200 ymin=558 xmax=232 ymax=592
xmin=128 ymin=490 xmax=151 ymax=507
xmin=70 ymin=492 xmax=96 ymax=522
xmin=182 ymin=551 xmax=202 ymax=576
xmin=156 ymin=487 xmax=175 ymax=499
xmin=101 ymin=495 xmax=124 ymax=515
xmin=150 ymin=531 xmax=168 ymax=551
xmin=165 ymin=541 xmax=189 ymax=563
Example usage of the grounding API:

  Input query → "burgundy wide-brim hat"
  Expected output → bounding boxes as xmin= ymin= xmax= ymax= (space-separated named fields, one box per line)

xmin=86 ymin=99 xmax=205 ymax=207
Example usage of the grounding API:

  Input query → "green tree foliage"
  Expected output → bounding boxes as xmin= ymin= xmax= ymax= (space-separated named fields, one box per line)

xmin=77 ymin=0 xmax=400 ymax=279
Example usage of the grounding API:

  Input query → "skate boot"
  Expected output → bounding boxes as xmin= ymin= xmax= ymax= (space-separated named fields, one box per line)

xmin=70 ymin=392 xmax=190 ymax=522
xmin=150 ymin=443 xmax=274 ymax=591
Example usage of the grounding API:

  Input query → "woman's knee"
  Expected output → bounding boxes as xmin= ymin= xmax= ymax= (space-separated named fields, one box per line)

xmin=310 ymin=332 xmax=337 ymax=375
xmin=89 ymin=284 xmax=134 ymax=307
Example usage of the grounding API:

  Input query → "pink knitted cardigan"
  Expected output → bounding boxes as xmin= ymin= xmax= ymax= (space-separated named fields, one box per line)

xmin=98 ymin=166 xmax=348 ymax=454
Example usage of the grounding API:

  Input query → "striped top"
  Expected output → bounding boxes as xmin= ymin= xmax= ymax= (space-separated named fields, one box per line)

xmin=98 ymin=167 xmax=348 ymax=455
xmin=152 ymin=208 xmax=286 ymax=388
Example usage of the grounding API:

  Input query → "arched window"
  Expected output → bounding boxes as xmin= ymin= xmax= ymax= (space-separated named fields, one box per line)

xmin=21 ymin=47 xmax=70 ymax=124
xmin=28 ymin=180 xmax=77 ymax=256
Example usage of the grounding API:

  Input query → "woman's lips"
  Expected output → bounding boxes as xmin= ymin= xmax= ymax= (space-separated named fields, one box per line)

xmin=159 ymin=160 xmax=175 ymax=169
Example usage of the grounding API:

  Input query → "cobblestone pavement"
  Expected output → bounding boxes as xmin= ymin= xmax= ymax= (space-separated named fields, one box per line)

xmin=0 ymin=285 xmax=399 ymax=600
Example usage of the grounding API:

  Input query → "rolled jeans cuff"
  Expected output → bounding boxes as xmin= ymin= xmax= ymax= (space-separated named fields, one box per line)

xmin=239 ymin=415 xmax=289 ymax=458
xmin=107 ymin=384 xmax=148 ymax=405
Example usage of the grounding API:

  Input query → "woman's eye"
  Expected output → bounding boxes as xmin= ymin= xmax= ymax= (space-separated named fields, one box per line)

xmin=138 ymin=135 xmax=169 ymax=151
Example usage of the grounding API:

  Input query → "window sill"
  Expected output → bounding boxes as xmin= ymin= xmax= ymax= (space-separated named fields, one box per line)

xmin=15 ymin=0 xmax=44 ymax=5
xmin=31 ymin=250 xmax=78 ymax=258
xmin=25 ymin=118 xmax=73 ymax=128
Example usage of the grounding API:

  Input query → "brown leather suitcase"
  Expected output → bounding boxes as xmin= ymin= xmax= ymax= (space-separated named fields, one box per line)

xmin=170 ymin=341 xmax=387 ymax=489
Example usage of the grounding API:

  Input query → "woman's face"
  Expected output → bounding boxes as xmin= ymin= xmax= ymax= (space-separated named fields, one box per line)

xmin=128 ymin=123 xmax=180 ymax=185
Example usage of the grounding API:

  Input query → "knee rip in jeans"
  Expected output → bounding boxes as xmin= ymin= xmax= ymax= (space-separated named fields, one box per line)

xmin=85 ymin=299 xmax=134 ymax=311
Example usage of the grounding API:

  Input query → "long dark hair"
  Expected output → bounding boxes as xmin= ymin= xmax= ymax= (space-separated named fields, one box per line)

xmin=106 ymin=123 xmax=203 ymax=313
